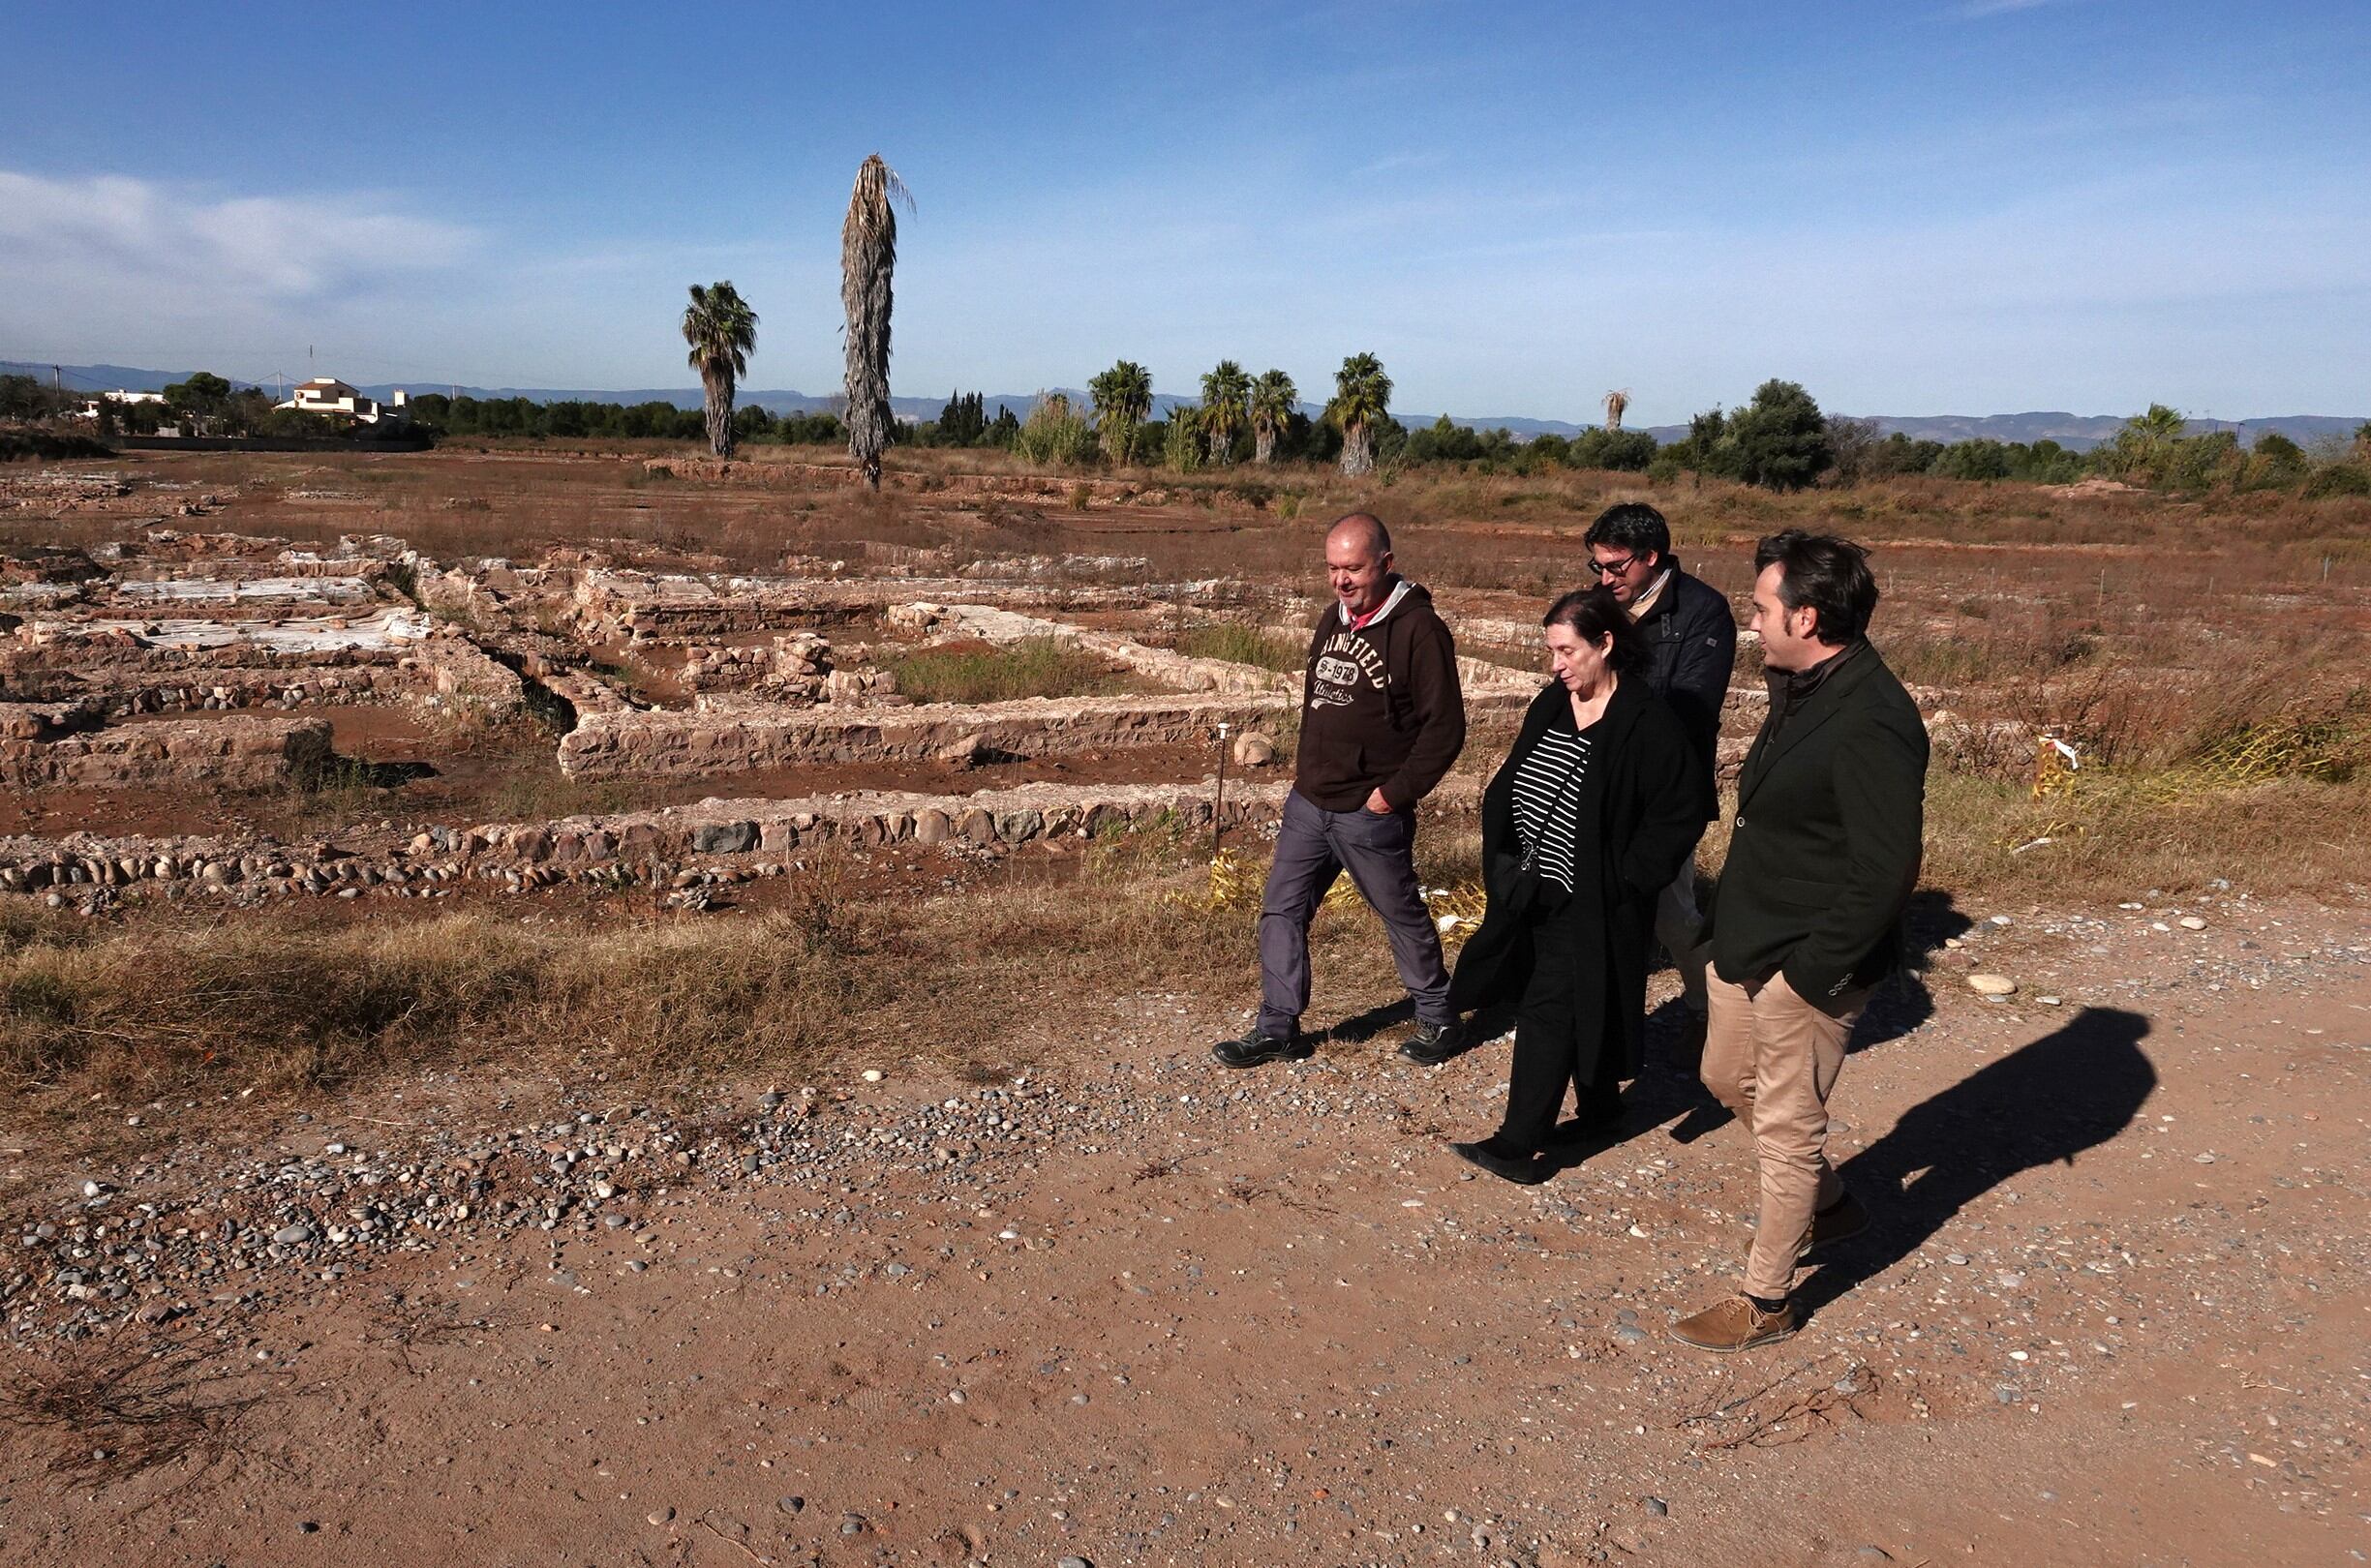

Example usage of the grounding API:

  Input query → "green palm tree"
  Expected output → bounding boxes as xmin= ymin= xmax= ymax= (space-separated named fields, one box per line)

xmin=1199 ymin=360 xmax=1251 ymax=466
xmin=2105 ymin=403 xmax=2187 ymax=479
xmin=681 ymin=282 xmax=758 ymax=459
xmin=1249 ymin=370 xmax=1297 ymax=465
xmin=841 ymin=154 xmax=912 ymax=490
xmin=1087 ymin=359 xmax=1153 ymax=466
xmin=1327 ymin=352 xmax=1393 ymax=477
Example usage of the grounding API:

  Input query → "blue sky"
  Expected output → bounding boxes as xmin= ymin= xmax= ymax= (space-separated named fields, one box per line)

xmin=3 ymin=1 xmax=2365 ymax=423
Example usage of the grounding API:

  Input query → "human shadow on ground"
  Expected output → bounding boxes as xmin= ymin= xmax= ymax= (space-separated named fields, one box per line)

xmin=1847 ymin=886 xmax=1972 ymax=1051
xmin=1798 ymin=1005 xmax=2158 ymax=1317
xmin=1325 ymin=996 xmax=1415 ymax=1045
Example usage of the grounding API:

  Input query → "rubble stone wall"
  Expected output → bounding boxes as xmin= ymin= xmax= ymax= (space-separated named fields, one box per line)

xmin=0 ymin=776 xmax=1297 ymax=896
xmin=558 ymin=693 xmax=1298 ymax=778
xmin=0 ymin=714 xmax=332 ymax=790
xmin=1 ymin=632 xmax=522 ymax=716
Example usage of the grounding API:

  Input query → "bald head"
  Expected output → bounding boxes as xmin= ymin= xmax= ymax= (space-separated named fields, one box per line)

xmin=1328 ymin=512 xmax=1392 ymax=557
xmin=1324 ymin=512 xmax=1396 ymax=617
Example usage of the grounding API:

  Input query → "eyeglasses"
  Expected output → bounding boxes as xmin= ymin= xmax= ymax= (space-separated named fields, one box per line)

xmin=1588 ymin=553 xmax=1639 ymax=578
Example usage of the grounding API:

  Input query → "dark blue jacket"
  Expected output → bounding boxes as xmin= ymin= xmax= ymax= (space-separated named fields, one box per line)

xmin=1634 ymin=559 xmax=1736 ymax=810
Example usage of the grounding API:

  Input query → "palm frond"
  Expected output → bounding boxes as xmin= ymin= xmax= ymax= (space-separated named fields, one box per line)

xmin=681 ymin=281 xmax=758 ymax=458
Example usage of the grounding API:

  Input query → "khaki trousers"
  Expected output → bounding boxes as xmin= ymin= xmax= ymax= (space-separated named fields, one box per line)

xmin=1701 ymin=969 xmax=1865 ymax=1300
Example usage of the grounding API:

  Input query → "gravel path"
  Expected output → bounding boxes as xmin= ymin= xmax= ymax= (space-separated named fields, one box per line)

xmin=2 ymin=891 xmax=2364 ymax=1566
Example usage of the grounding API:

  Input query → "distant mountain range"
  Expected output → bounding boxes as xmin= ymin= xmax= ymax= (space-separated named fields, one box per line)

xmin=10 ymin=362 xmax=2360 ymax=453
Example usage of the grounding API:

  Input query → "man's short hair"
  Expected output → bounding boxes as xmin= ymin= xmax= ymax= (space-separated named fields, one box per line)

xmin=1754 ymin=528 xmax=1878 ymax=645
xmin=1584 ymin=502 xmax=1669 ymax=560
xmin=1330 ymin=512 xmax=1392 ymax=556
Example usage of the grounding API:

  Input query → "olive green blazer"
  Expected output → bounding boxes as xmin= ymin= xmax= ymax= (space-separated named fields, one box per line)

xmin=1702 ymin=643 xmax=1929 ymax=1010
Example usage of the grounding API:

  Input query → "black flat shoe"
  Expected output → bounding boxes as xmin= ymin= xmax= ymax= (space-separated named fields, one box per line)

xmin=1449 ymin=1137 xmax=1548 ymax=1186
xmin=1397 ymin=1018 xmax=1467 ymax=1067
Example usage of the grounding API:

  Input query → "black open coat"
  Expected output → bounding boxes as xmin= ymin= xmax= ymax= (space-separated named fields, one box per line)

xmin=1448 ymin=678 xmax=1713 ymax=1082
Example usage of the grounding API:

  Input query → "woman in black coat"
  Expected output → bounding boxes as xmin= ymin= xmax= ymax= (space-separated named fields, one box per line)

xmin=1444 ymin=585 xmax=1713 ymax=1185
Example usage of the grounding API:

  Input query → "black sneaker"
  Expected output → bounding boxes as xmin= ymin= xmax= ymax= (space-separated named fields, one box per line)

xmin=1449 ymin=1136 xmax=1548 ymax=1186
xmin=1397 ymin=1018 xmax=1467 ymax=1066
xmin=1211 ymin=1025 xmax=1312 ymax=1070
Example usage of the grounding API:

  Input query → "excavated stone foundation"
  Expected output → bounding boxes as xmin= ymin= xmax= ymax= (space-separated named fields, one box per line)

xmin=557 ymin=693 xmax=1297 ymax=778
xmin=0 ymin=710 xmax=332 ymax=790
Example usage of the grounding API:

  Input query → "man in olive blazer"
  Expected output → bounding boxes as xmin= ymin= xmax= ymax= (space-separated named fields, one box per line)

xmin=1671 ymin=529 xmax=1928 ymax=1354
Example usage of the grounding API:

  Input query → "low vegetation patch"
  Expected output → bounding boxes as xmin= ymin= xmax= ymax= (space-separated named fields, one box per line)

xmin=1170 ymin=622 xmax=1304 ymax=672
xmin=876 ymin=636 xmax=1150 ymax=704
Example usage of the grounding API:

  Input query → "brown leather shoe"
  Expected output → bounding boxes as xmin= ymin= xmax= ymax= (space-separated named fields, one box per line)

xmin=1798 ymin=1191 xmax=1872 ymax=1259
xmin=1668 ymin=1294 xmax=1799 ymax=1353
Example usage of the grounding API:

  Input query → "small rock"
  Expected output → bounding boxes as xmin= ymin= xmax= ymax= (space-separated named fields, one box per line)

xmin=272 ymin=1222 xmax=315 ymax=1246
xmin=2179 ymin=916 xmax=2207 ymax=930
xmin=1966 ymin=974 xmax=2018 ymax=997
xmin=648 ymin=1507 xmax=674 ymax=1526
xmin=1643 ymin=1496 xmax=1668 ymax=1518
xmin=777 ymin=1495 xmax=806 ymax=1515
xmin=1059 ymin=1557 xmax=1094 ymax=1568
xmin=861 ymin=1069 xmax=884 ymax=1084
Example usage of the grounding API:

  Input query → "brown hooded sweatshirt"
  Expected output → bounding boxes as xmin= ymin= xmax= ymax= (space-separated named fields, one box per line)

xmin=1292 ymin=577 xmax=1467 ymax=812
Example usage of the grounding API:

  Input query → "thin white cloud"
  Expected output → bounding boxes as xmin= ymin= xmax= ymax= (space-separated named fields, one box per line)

xmin=1952 ymin=0 xmax=2080 ymax=18
xmin=0 ymin=170 xmax=474 ymax=299
xmin=0 ymin=168 xmax=475 ymax=354
xmin=0 ymin=168 xmax=480 ymax=377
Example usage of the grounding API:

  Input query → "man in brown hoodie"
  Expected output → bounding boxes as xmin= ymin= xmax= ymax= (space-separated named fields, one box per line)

xmin=1213 ymin=513 xmax=1468 ymax=1068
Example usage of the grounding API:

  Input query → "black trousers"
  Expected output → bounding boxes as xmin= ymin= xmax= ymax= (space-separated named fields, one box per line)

xmin=1499 ymin=907 xmax=1624 ymax=1151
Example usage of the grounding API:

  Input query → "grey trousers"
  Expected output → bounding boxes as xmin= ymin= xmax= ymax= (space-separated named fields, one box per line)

xmin=1256 ymin=788 xmax=1452 ymax=1039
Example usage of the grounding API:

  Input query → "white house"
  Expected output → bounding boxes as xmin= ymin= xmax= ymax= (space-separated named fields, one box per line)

xmin=73 ymin=389 xmax=168 ymax=419
xmin=276 ymin=377 xmax=410 ymax=425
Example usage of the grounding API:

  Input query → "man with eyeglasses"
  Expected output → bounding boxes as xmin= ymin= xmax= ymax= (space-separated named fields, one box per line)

xmin=1583 ymin=502 xmax=1737 ymax=1063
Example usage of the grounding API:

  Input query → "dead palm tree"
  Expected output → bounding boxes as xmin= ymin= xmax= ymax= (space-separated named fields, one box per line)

xmin=1327 ymin=352 xmax=1392 ymax=477
xmin=841 ymin=154 xmax=912 ymax=490
xmin=1200 ymin=361 xmax=1251 ymax=466
xmin=681 ymin=282 xmax=758 ymax=459
xmin=1603 ymin=388 xmax=1630 ymax=433
xmin=1250 ymin=370 xmax=1296 ymax=465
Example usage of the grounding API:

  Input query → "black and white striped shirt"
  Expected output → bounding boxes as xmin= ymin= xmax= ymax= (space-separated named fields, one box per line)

xmin=1509 ymin=727 xmax=1593 ymax=893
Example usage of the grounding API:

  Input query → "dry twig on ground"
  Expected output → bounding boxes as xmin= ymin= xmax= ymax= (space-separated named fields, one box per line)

xmin=0 ymin=1339 xmax=286 ymax=1493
